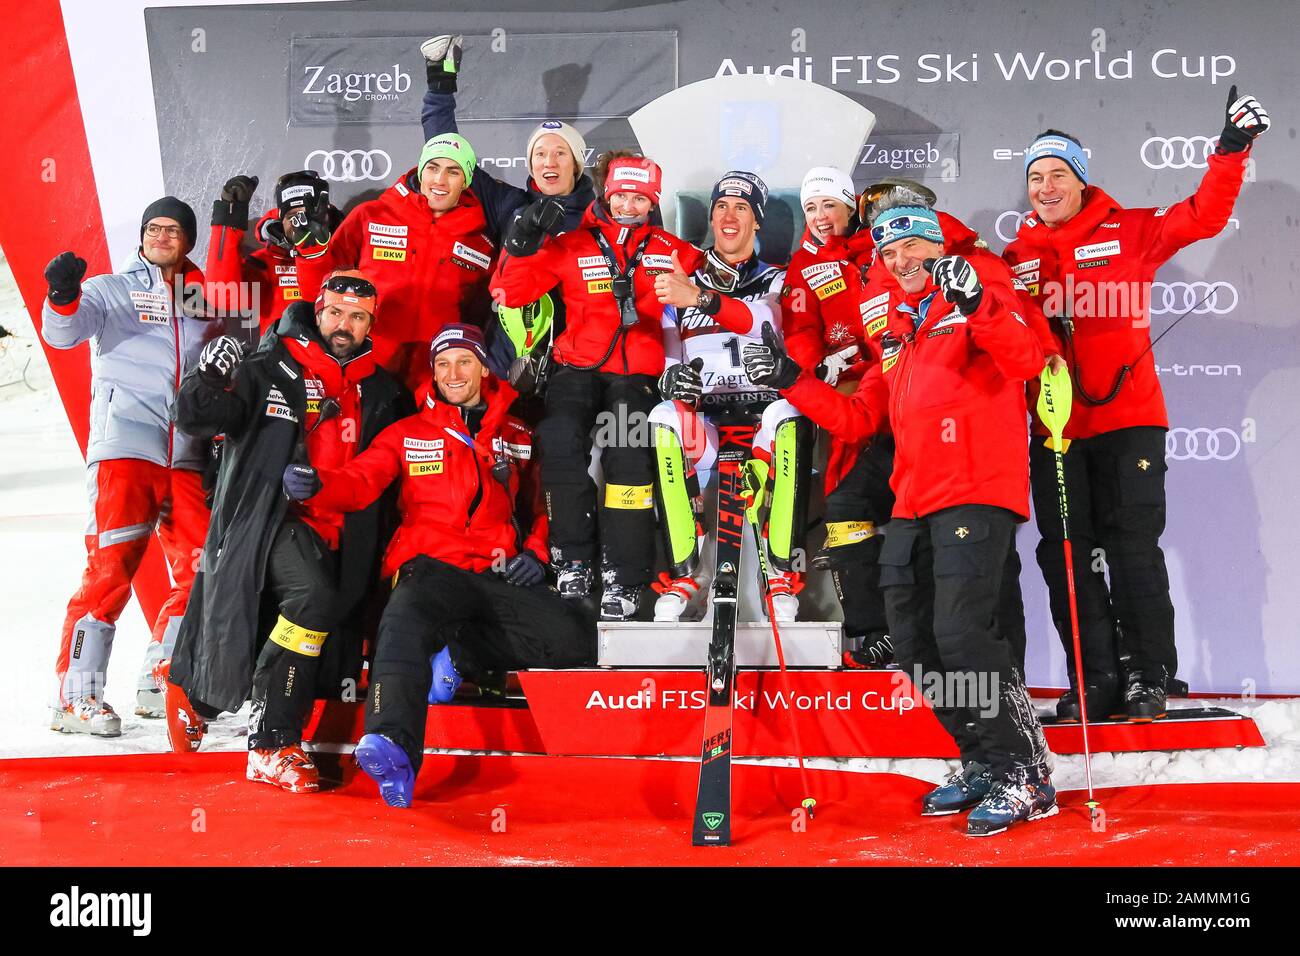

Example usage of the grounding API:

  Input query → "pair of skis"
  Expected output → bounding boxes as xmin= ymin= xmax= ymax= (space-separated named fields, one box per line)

xmin=690 ymin=419 xmax=815 ymax=846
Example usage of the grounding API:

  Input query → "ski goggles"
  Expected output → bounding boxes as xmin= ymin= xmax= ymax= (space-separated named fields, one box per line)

xmin=869 ymin=207 xmax=944 ymax=250
xmin=323 ymin=274 xmax=377 ymax=299
xmin=856 ymin=178 xmax=937 ymax=223
xmin=318 ymin=273 xmax=378 ymax=318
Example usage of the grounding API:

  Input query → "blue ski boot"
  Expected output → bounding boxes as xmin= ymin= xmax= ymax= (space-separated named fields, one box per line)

xmin=921 ymin=761 xmax=993 ymax=816
xmin=966 ymin=769 xmax=1058 ymax=836
xmin=428 ymin=646 xmax=462 ymax=704
xmin=354 ymin=733 xmax=415 ymax=809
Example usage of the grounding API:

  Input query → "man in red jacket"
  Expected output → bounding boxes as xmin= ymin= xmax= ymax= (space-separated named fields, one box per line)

xmin=491 ymin=155 xmax=704 ymax=619
xmin=294 ymin=134 xmax=496 ymax=393
xmin=1003 ymin=86 xmax=1269 ymax=721
xmin=745 ymin=202 xmax=1054 ymax=837
xmin=285 ymin=324 xmax=594 ymax=807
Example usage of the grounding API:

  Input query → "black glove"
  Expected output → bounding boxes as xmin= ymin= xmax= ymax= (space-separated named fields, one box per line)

xmin=285 ymin=191 xmax=332 ymax=250
xmin=504 ymin=198 xmax=565 ymax=258
xmin=197 ymin=335 xmax=245 ymax=386
xmin=815 ymin=343 xmax=860 ymax=386
xmin=742 ymin=323 xmax=801 ymax=391
xmin=927 ymin=255 xmax=983 ymax=316
xmin=1218 ymin=84 xmax=1270 ymax=153
xmin=421 ymin=34 xmax=463 ymax=94
xmin=45 ymin=252 xmax=87 ymax=307
xmin=658 ymin=357 xmax=705 ymax=404
xmin=282 ymin=464 xmax=321 ymax=501
xmin=212 ymin=174 xmax=259 ymax=229
xmin=508 ymin=352 xmax=544 ymax=395
xmin=502 ymin=551 xmax=545 ymax=587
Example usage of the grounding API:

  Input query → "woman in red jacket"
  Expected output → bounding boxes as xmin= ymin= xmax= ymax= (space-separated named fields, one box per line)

xmin=745 ymin=201 xmax=1054 ymax=837
xmin=1002 ymin=87 xmax=1269 ymax=721
xmin=491 ymin=155 xmax=704 ymax=620
xmin=285 ymin=324 xmax=593 ymax=807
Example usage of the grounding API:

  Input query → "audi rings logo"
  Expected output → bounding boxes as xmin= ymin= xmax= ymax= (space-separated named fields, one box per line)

xmin=996 ymin=209 xmax=1030 ymax=243
xmin=1150 ymin=281 xmax=1237 ymax=316
xmin=304 ymin=148 xmax=392 ymax=183
xmin=1165 ymin=427 xmax=1242 ymax=462
xmin=1140 ymin=136 xmax=1218 ymax=170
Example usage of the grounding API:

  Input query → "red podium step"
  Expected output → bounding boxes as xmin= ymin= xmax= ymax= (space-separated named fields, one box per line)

xmin=303 ymin=669 xmax=1265 ymax=758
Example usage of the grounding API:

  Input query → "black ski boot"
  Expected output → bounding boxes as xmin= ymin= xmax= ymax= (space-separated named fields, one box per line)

xmin=1124 ymin=668 xmax=1168 ymax=722
xmin=921 ymin=761 xmax=993 ymax=816
xmin=842 ymin=633 xmax=894 ymax=669
xmin=1056 ymin=679 xmax=1121 ymax=722
xmin=966 ymin=765 xmax=1058 ymax=836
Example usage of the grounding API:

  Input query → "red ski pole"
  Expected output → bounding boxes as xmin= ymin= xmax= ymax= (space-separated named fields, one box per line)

xmin=1037 ymin=365 xmax=1100 ymax=820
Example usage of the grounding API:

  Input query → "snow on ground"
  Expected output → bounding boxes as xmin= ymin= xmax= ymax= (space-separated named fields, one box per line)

xmin=1 ymin=251 xmax=1297 ymax=792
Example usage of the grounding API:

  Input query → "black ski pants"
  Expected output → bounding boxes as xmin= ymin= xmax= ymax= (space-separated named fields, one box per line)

xmin=881 ymin=505 xmax=1047 ymax=780
xmin=248 ymin=519 xmax=337 ymax=750
xmin=1029 ymin=425 xmax=1173 ymax=690
xmin=364 ymin=555 xmax=596 ymax=772
xmin=535 ymin=366 xmax=658 ymax=585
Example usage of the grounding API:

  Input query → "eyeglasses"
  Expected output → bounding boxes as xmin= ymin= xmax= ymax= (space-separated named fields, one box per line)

xmin=144 ymin=223 xmax=184 ymax=238
xmin=323 ymin=274 xmax=377 ymax=299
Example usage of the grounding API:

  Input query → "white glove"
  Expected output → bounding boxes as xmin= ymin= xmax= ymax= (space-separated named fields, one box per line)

xmin=816 ymin=343 xmax=860 ymax=386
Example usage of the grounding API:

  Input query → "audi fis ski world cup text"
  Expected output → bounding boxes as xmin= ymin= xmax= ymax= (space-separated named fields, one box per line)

xmin=716 ymin=45 xmax=1237 ymax=85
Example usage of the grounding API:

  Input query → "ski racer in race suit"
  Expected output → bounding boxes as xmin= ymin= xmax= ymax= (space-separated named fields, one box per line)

xmin=782 ymin=167 xmax=900 ymax=666
xmin=648 ymin=170 xmax=810 ymax=624
xmin=204 ymin=170 xmax=343 ymax=340
xmin=490 ymin=155 xmax=706 ymax=621
xmin=41 ymin=197 xmax=220 ymax=737
xmin=293 ymin=133 xmax=496 ymax=395
xmin=746 ymin=202 xmax=1057 ymax=837
xmin=420 ymin=35 xmax=597 ymax=384
xmin=1002 ymin=86 xmax=1269 ymax=723
xmin=284 ymin=324 xmax=594 ymax=809
xmin=164 ymin=273 xmax=412 ymax=792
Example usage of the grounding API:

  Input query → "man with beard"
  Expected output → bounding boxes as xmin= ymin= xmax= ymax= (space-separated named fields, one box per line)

xmin=162 ymin=271 xmax=411 ymax=794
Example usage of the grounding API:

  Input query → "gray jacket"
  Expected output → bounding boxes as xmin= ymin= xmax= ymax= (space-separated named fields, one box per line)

xmin=42 ymin=251 xmax=221 ymax=470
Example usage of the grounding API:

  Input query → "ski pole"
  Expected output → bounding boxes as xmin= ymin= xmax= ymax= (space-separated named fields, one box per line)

xmin=742 ymin=459 xmax=816 ymax=819
xmin=1036 ymin=364 xmax=1099 ymax=820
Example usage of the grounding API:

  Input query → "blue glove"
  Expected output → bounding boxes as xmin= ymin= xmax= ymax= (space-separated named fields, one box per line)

xmin=282 ymin=464 xmax=321 ymax=501
xmin=502 ymin=552 xmax=545 ymax=587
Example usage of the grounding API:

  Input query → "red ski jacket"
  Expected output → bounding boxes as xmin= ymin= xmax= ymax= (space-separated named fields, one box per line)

xmin=491 ymin=203 xmax=704 ymax=377
xmin=785 ymin=253 xmax=1045 ymax=521
xmin=296 ymin=170 xmax=496 ymax=393
xmin=1002 ymin=148 xmax=1249 ymax=439
xmin=204 ymin=211 xmax=302 ymax=335
xmin=310 ymin=378 xmax=545 ymax=577
xmin=782 ymin=226 xmax=878 ymax=375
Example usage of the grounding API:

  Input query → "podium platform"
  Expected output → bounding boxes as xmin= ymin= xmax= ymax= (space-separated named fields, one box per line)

xmin=303 ymin=669 xmax=1265 ymax=759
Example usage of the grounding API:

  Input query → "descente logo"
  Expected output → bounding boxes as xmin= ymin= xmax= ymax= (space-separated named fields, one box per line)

xmin=50 ymin=886 xmax=151 ymax=936
xmin=302 ymin=64 xmax=411 ymax=103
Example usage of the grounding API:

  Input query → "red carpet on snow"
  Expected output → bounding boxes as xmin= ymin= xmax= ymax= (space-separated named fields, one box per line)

xmin=2 ymin=752 xmax=1298 ymax=866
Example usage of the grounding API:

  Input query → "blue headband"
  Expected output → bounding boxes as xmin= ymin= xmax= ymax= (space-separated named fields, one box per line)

xmin=1024 ymin=135 xmax=1088 ymax=184
xmin=870 ymin=205 xmax=944 ymax=250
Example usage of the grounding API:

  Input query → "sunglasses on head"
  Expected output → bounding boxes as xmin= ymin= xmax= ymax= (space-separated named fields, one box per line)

xmin=870 ymin=215 xmax=920 ymax=245
xmin=323 ymin=275 xmax=377 ymax=299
